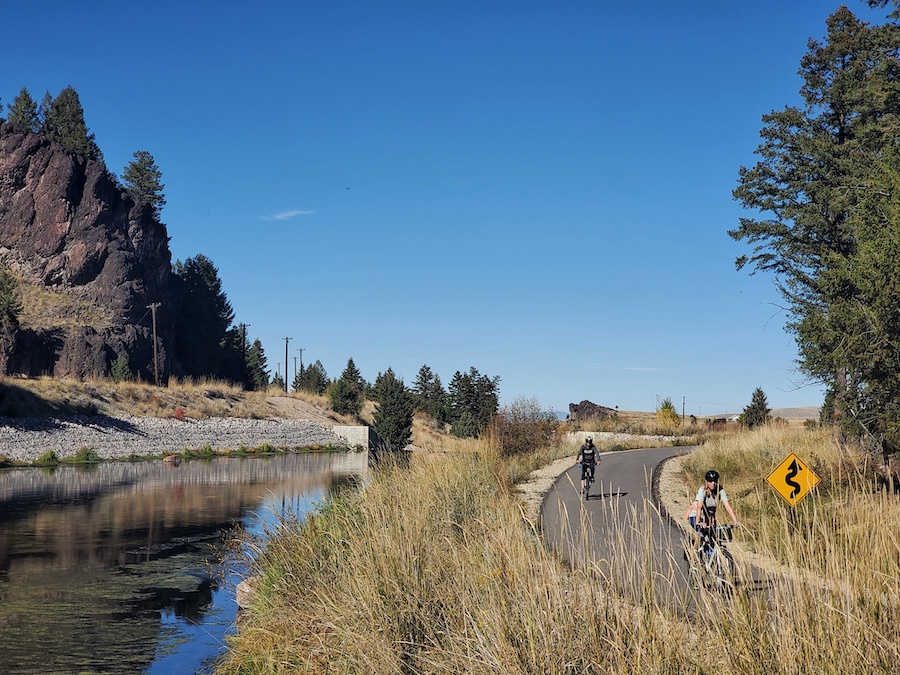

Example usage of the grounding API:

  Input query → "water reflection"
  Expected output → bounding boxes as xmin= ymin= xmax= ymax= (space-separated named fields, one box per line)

xmin=0 ymin=452 xmax=367 ymax=674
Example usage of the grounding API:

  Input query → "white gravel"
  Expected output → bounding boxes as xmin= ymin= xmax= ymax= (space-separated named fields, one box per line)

xmin=0 ymin=414 xmax=346 ymax=462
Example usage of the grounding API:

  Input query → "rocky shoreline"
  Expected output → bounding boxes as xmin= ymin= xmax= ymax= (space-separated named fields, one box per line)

xmin=0 ymin=414 xmax=346 ymax=462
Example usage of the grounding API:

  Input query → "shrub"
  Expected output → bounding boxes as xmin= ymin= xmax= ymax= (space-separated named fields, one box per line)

xmin=110 ymin=354 xmax=131 ymax=383
xmin=488 ymin=396 xmax=559 ymax=456
xmin=36 ymin=449 xmax=59 ymax=465
xmin=73 ymin=447 xmax=101 ymax=463
xmin=656 ymin=397 xmax=680 ymax=427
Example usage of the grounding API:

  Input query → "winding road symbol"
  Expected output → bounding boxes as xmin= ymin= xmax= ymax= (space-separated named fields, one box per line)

xmin=767 ymin=452 xmax=820 ymax=507
xmin=785 ymin=459 xmax=802 ymax=499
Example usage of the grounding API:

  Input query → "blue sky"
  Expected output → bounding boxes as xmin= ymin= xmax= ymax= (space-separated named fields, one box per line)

xmin=5 ymin=1 xmax=889 ymax=415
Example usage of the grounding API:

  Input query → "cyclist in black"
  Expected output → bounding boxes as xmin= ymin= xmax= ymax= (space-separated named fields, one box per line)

xmin=576 ymin=436 xmax=599 ymax=494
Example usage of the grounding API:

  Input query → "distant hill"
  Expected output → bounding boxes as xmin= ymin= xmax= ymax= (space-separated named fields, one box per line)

xmin=709 ymin=407 xmax=821 ymax=421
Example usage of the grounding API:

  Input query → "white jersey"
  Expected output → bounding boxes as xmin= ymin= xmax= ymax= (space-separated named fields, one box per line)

xmin=695 ymin=485 xmax=728 ymax=520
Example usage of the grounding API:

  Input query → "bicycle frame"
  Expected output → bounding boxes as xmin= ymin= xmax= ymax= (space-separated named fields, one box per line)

xmin=689 ymin=525 xmax=735 ymax=591
xmin=579 ymin=462 xmax=596 ymax=499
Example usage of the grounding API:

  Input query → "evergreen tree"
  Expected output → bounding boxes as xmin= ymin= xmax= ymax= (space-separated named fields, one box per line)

xmin=219 ymin=325 xmax=250 ymax=388
xmin=41 ymin=86 xmax=101 ymax=160
xmin=122 ymin=150 xmax=166 ymax=219
xmin=446 ymin=366 xmax=500 ymax=438
xmin=0 ymin=266 xmax=22 ymax=327
xmin=341 ymin=358 xmax=364 ymax=390
xmin=373 ymin=367 xmax=399 ymax=404
xmin=372 ymin=370 xmax=414 ymax=456
xmin=37 ymin=91 xmax=52 ymax=130
xmin=173 ymin=254 xmax=235 ymax=378
xmin=729 ymin=6 xmax=900 ymax=437
xmin=328 ymin=358 xmax=365 ymax=416
xmin=412 ymin=364 xmax=435 ymax=410
xmin=7 ymin=87 xmax=39 ymax=132
xmin=295 ymin=359 xmax=329 ymax=394
xmin=246 ymin=339 xmax=270 ymax=391
xmin=411 ymin=363 xmax=447 ymax=424
xmin=271 ymin=371 xmax=286 ymax=391
xmin=110 ymin=354 xmax=131 ymax=383
xmin=329 ymin=377 xmax=363 ymax=417
xmin=740 ymin=388 xmax=772 ymax=429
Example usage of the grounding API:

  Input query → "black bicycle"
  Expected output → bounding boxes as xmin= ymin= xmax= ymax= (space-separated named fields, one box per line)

xmin=579 ymin=462 xmax=596 ymax=500
xmin=686 ymin=524 xmax=736 ymax=591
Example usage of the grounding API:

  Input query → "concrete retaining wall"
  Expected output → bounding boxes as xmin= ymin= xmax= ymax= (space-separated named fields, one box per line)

xmin=333 ymin=425 xmax=382 ymax=450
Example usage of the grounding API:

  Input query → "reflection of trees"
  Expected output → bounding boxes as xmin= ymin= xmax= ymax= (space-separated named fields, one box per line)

xmin=0 ymin=453 xmax=367 ymax=675
xmin=0 ymin=453 xmax=367 ymax=574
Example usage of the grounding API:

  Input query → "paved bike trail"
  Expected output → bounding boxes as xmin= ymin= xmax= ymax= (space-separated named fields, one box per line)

xmin=541 ymin=446 xmax=698 ymax=611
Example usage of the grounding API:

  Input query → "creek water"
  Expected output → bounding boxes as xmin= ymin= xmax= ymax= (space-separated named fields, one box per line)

xmin=0 ymin=452 xmax=368 ymax=674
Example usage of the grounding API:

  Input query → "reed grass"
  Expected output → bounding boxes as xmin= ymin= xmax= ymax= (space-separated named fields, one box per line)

xmin=218 ymin=425 xmax=900 ymax=674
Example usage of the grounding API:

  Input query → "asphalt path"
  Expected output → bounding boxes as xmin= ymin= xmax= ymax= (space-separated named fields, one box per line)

xmin=541 ymin=446 xmax=711 ymax=613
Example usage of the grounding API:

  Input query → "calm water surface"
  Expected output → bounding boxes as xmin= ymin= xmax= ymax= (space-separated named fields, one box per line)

xmin=0 ymin=452 xmax=367 ymax=674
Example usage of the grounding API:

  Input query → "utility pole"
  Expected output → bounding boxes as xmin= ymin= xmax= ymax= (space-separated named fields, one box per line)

xmin=682 ymin=396 xmax=686 ymax=426
xmin=147 ymin=303 xmax=161 ymax=386
xmin=297 ymin=347 xmax=305 ymax=374
xmin=283 ymin=337 xmax=291 ymax=392
xmin=292 ymin=356 xmax=299 ymax=379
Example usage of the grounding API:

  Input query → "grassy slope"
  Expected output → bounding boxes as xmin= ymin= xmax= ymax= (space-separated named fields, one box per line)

xmin=217 ymin=426 xmax=900 ymax=674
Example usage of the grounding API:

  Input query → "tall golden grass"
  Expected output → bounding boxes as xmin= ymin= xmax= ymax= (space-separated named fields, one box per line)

xmin=217 ymin=425 xmax=900 ymax=674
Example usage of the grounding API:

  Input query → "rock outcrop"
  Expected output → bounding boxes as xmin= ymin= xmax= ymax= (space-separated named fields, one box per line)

xmin=0 ymin=121 xmax=176 ymax=380
xmin=567 ymin=400 xmax=617 ymax=422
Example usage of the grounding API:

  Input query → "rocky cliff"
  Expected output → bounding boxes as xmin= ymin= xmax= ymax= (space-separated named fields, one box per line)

xmin=0 ymin=121 xmax=176 ymax=380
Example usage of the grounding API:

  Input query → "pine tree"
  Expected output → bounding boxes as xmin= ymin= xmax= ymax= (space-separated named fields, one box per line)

xmin=37 ymin=91 xmax=52 ymax=130
xmin=41 ymin=86 xmax=101 ymax=160
xmin=246 ymin=339 xmax=270 ymax=391
xmin=295 ymin=360 xmax=329 ymax=394
xmin=0 ymin=266 xmax=22 ymax=327
xmin=329 ymin=378 xmax=363 ymax=417
xmin=412 ymin=364 xmax=435 ymax=411
xmin=122 ymin=150 xmax=166 ymax=219
xmin=373 ymin=367 xmax=399 ymax=404
xmin=740 ymin=388 xmax=772 ymax=429
xmin=173 ymin=254 xmax=235 ymax=378
xmin=373 ymin=370 xmax=414 ymax=456
xmin=110 ymin=354 xmax=132 ymax=383
xmin=446 ymin=366 xmax=500 ymax=437
xmin=729 ymin=7 xmax=900 ymax=436
xmin=7 ymin=87 xmax=39 ymax=132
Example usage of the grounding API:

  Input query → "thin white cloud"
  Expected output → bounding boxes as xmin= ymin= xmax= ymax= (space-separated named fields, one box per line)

xmin=260 ymin=209 xmax=314 ymax=222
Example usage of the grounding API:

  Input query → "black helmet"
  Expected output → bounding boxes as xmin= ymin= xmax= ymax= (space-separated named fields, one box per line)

xmin=705 ymin=469 xmax=720 ymax=483
xmin=586 ymin=436 xmax=593 ymax=443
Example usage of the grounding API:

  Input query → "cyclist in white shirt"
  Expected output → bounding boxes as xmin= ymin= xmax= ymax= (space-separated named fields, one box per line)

xmin=686 ymin=469 xmax=740 ymax=533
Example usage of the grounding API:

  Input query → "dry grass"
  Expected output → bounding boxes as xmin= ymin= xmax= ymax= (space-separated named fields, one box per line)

xmin=0 ymin=375 xmax=280 ymax=419
xmin=217 ymin=426 xmax=900 ymax=674
xmin=217 ymin=447 xmax=703 ymax=674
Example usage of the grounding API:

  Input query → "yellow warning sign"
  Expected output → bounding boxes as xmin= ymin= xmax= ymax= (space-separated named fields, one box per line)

xmin=766 ymin=452 xmax=820 ymax=507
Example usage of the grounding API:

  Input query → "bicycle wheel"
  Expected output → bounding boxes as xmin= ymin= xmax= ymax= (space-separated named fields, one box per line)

xmin=711 ymin=548 xmax=736 ymax=591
